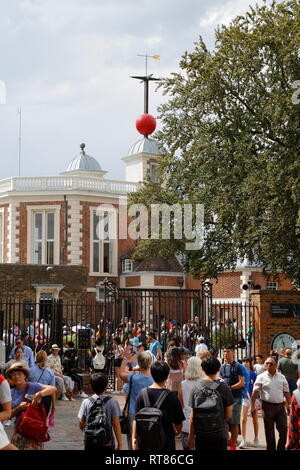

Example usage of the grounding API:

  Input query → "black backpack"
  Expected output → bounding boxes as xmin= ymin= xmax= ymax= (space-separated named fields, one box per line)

xmin=84 ymin=396 xmax=112 ymax=450
xmin=193 ymin=381 xmax=225 ymax=441
xmin=135 ymin=388 xmax=169 ymax=450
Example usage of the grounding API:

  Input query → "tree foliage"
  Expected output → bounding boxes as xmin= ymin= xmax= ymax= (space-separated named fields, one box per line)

xmin=130 ymin=0 xmax=300 ymax=284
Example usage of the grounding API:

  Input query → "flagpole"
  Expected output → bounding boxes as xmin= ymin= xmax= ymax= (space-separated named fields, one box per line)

xmin=18 ymin=108 xmax=22 ymax=177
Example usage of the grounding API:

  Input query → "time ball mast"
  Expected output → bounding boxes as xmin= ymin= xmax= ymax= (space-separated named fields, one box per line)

xmin=131 ymin=69 xmax=160 ymax=139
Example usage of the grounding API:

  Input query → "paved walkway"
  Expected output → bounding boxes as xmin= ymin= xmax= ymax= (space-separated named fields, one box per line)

xmin=44 ymin=393 xmax=267 ymax=451
xmin=5 ymin=393 xmax=272 ymax=450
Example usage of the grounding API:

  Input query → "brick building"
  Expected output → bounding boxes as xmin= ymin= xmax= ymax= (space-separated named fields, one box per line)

xmin=0 ymin=136 xmax=294 ymax=309
xmin=0 ymin=138 xmax=189 ymax=307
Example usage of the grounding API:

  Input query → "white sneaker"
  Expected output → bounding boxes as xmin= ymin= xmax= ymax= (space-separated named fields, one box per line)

xmin=253 ymin=437 xmax=259 ymax=447
xmin=61 ymin=395 xmax=69 ymax=401
xmin=239 ymin=439 xmax=246 ymax=449
xmin=79 ymin=392 xmax=88 ymax=398
xmin=69 ymin=397 xmax=76 ymax=401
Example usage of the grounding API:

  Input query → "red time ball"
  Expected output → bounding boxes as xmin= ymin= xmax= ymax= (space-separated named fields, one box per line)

xmin=136 ymin=114 xmax=156 ymax=135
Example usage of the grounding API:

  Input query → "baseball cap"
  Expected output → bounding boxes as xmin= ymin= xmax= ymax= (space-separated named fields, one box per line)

xmin=51 ymin=344 xmax=60 ymax=350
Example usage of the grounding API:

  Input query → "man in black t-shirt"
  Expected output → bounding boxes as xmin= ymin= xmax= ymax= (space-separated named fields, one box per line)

xmin=220 ymin=344 xmax=245 ymax=449
xmin=189 ymin=357 xmax=234 ymax=451
xmin=132 ymin=361 xmax=185 ymax=450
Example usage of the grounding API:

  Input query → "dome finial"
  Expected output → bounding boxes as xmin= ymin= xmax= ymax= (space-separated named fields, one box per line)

xmin=80 ymin=143 xmax=86 ymax=154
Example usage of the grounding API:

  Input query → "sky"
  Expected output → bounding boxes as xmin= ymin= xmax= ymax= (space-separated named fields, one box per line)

xmin=0 ymin=0 xmax=272 ymax=181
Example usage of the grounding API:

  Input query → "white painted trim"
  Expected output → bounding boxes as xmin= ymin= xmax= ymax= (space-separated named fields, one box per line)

xmin=0 ymin=208 xmax=4 ymax=263
xmin=89 ymin=207 xmax=118 ymax=276
xmin=67 ymin=200 xmax=82 ymax=265
xmin=27 ymin=205 xmax=60 ymax=264
xmin=7 ymin=202 xmax=19 ymax=263
xmin=240 ymin=271 xmax=252 ymax=302
xmin=140 ymin=275 xmax=155 ymax=288
xmin=33 ymin=284 xmax=64 ymax=319
xmin=212 ymin=298 xmax=242 ymax=303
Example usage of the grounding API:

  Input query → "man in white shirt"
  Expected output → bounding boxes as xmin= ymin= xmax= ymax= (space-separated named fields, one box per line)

xmin=251 ymin=357 xmax=291 ymax=450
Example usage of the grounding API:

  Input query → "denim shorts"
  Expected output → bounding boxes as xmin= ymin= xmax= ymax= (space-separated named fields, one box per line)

xmin=229 ymin=397 xmax=242 ymax=425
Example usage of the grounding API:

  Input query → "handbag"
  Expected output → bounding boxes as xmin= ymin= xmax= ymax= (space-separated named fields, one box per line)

xmin=15 ymin=383 xmax=50 ymax=442
xmin=120 ymin=375 xmax=133 ymax=435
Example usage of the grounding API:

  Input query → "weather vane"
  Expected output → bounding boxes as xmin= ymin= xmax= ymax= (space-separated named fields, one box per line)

xmin=131 ymin=54 xmax=161 ymax=137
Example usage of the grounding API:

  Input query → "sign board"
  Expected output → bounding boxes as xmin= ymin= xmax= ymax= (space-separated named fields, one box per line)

xmin=77 ymin=328 xmax=91 ymax=350
xmin=270 ymin=304 xmax=300 ymax=318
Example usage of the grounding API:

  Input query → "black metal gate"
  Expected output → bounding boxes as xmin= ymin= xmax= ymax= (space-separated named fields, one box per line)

xmin=0 ymin=286 xmax=257 ymax=389
xmin=207 ymin=302 xmax=257 ymax=359
xmin=103 ymin=281 xmax=212 ymax=349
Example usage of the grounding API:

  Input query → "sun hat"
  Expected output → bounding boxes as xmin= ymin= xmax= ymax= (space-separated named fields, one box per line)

xmin=5 ymin=362 xmax=30 ymax=379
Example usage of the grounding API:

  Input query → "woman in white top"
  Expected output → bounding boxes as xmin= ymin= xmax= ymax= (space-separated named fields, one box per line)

xmin=178 ymin=356 xmax=202 ymax=450
xmin=195 ymin=338 xmax=208 ymax=357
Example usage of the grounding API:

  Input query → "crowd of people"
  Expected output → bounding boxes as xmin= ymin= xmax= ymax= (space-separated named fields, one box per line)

xmin=1 ymin=325 xmax=299 ymax=451
xmin=81 ymin=341 xmax=300 ymax=451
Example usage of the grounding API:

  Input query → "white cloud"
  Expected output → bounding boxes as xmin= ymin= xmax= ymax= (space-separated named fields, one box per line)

xmin=199 ymin=0 xmax=267 ymax=28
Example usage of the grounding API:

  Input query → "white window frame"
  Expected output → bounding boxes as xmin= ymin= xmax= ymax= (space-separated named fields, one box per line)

xmin=267 ymin=281 xmax=278 ymax=291
xmin=122 ymin=259 xmax=133 ymax=273
xmin=0 ymin=208 xmax=4 ymax=263
xmin=27 ymin=205 xmax=60 ymax=265
xmin=90 ymin=208 xmax=118 ymax=276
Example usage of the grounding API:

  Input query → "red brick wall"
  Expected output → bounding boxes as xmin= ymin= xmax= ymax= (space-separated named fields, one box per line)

xmin=185 ymin=271 xmax=294 ymax=299
xmin=185 ymin=275 xmax=203 ymax=290
xmin=154 ymin=276 xmax=182 ymax=287
xmin=251 ymin=272 xmax=293 ymax=290
xmin=211 ymin=272 xmax=242 ymax=298
xmin=126 ymin=276 xmax=141 ymax=287
xmin=251 ymin=291 xmax=300 ymax=357
xmin=0 ymin=264 xmax=88 ymax=299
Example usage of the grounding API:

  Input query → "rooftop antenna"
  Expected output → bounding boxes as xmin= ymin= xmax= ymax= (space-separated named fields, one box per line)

xmin=18 ymin=108 xmax=22 ymax=177
xmin=131 ymin=54 xmax=161 ymax=114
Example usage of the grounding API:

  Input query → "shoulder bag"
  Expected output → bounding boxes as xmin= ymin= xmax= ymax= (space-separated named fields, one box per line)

xmin=15 ymin=383 xmax=50 ymax=442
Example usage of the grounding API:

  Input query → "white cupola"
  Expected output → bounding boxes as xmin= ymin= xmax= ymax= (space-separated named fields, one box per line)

xmin=61 ymin=143 xmax=107 ymax=178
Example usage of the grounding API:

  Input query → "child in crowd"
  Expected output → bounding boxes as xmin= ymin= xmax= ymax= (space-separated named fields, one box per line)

xmin=78 ymin=373 xmax=122 ymax=450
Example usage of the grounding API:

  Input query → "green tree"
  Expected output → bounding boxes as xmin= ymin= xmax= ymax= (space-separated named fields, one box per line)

xmin=130 ymin=0 xmax=300 ymax=284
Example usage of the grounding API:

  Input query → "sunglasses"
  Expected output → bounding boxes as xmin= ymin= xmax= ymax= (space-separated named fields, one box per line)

xmin=265 ymin=362 xmax=276 ymax=365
